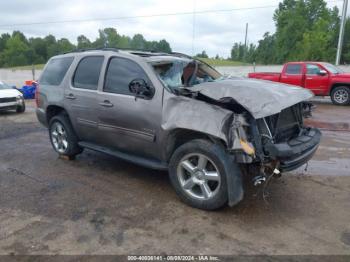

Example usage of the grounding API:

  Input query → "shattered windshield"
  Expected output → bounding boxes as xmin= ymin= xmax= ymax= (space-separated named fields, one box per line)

xmin=0 ymin=81 xmax=12 ymax=90
xmin=152 ymin=60 xmax=222 ymax=90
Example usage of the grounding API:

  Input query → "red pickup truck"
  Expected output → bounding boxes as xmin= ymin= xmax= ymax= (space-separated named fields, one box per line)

xmin=248 ymin=62 xmax=350 ymax=105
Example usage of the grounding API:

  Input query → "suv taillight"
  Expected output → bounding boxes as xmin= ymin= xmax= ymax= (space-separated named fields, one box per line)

xmin=35 ymin=83 xmax=40 ymax=107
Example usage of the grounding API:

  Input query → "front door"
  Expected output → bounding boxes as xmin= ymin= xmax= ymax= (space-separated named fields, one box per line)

xmin=97 ymin=56 xmax=162 ymax=159
xmin=304 ymin=64 xmax=330 ymax=95
xmin=64 ymin=56 xmax=104 ymax=142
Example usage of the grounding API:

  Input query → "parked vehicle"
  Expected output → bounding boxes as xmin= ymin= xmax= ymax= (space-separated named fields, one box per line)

xmin=0 ymin=81 xmax=26 ymax=113
xmin=36 ymin=49 xmax=321 ymax=210
xmin=248 ymin=62 xmax=350 ymax=105
xmin=19 ymin=80 xmax=37 ymax=99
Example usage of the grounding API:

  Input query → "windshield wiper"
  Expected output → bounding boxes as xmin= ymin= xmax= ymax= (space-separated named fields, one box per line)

xmin=173 ymin=87 xmax=198 ymax=96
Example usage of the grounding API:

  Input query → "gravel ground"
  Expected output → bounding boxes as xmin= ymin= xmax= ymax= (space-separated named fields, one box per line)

xmin=0 ymin=100 xmax=349 ymax=256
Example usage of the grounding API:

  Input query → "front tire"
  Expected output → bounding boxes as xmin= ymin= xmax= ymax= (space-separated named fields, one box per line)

xmin=331 ymin=86 xmax=350 ymax=105
xmin=169 ymin=139 xmax=239 ymax=210
xmin=16 ymin=101 xmax=25 ymax=113
xmin=49 ymin=114 xmax=83 ymax=158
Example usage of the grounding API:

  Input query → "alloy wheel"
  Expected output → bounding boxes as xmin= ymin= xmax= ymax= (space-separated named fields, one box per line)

xmin=334 ymin=89 xmax=349 ymax=104
xmin=51 ymin=122 xmax=69 ymax=154
xmin=177 ymin=153 xmax=221 ymax=200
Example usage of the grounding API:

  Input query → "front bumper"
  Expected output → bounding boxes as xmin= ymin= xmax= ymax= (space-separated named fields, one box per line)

xmin=0 ymin=104 xmax=17 ymax=111
xmin=264 ymin=128 xmax=321 ymax=172
xmin=0 ymin=100 xmax=21 ymax=111
xmin=36 ymin=108 xmax=48 ymax=127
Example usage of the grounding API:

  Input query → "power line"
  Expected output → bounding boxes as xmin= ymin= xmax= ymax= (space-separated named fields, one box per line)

xmin=0 ymin=4 xmax=288 ymax=28
xmin=0 ymin=0 xmax=343 ymax=28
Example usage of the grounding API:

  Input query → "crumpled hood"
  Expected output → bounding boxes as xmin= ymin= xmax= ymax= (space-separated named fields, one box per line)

xmin=191 ymin=77 xmax=313 ymax=119
xmin=0 ymin=88 xmax=22 ymax=98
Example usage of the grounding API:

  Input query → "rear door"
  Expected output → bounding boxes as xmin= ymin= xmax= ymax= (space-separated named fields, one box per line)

xmin=63 ymin=56 xmax=104 ymax=142
xmin=280 ymin=63 xmax=304 ymax=86
xmin=97 ymin=56 xmax=162 ymax=159
xmin=304 ymin=63 xmax=330 ymax=95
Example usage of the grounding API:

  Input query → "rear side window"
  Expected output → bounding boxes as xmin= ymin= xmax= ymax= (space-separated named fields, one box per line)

xmin=286 ymin=64 xmax=302 ymax=75
xmin=40 ymin=57 xmax=74 ymax=85
xmin=104 ymin=57 xmax=149 ymax=95
xmin=73 ymin=56 xmax=104 ymax=90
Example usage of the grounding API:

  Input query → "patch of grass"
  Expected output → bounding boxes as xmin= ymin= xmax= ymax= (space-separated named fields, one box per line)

xmin=195 ymin=58 xmax=249 ymax=67
xmin=2 ymin=64 xmax=45 ymax=70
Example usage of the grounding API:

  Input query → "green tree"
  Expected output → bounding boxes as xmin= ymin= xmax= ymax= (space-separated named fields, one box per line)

xmin=0 ymin=33 xmax=10 ymax=52
xmin=1 ymin=34 xmax=30 ymax=67
xmin=156 ymin=39 xmax=172 ymax=53
xmin=130 ymin=34 xmax=146 ymax=49
xmin=77 ymin=35 xmax=92 ymax=49
xmin=295 ymin=19 xmax=335 ymax=61
xmin=102 ymin=28 xmax=119 ymax=47
xmin=0 ymin=28 xmax=173 ymax=67
xmin=57 ymin=38 xmax=75 ymax=53
xmin=93 ymin=29 xmax=107 ymax=48
xmin=29 ymin=37 xmax=48 ymax=63
xmin=254 ymin=33 xmax=277 ymax=64
xmin=273 ymin=0 xmax=339 ymax=62
xmin=196 ymin=50 xmax=209 ymax=58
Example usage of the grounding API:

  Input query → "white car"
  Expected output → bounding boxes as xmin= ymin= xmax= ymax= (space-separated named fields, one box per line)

xmin=0 ymin=81 xmax=25 ymax=113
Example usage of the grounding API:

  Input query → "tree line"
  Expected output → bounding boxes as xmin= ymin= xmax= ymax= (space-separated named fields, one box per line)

xmin=1 ymin=0 xmax=348 ymax=67
xmin=231 ymin=0 xmax=350 ymax=64
xmin=0 ymin=28 xmax=172 ymax=67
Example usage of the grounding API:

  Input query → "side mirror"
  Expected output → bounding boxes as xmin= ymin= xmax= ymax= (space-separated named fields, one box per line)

xmin=129 ymin=79 xmax=154 ymax=99
xmin=318 ymin=70 xmax=327 ymax=76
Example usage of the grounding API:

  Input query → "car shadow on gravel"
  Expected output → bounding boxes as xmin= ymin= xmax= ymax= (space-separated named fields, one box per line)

xmin=66 ymin=149 xmax=299 ymax=221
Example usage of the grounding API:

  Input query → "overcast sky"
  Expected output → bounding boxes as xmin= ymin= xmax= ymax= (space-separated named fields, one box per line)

xmin=0 ymin=0 xmax=345 ymax=57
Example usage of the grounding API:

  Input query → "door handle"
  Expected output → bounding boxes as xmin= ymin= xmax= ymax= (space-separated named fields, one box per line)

xmin=99 ymin=100 xmax=114 ymax=107
xmin=65 ymin=93 xmax=76 ymax=100
xmin=306 ymin=77 xmax=313 ymax=80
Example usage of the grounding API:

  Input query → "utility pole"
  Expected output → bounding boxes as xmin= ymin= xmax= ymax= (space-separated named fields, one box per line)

xmin=336 ymin=0 xmax=348 ymax=65
xmin=244 ymin=23 xmax=248 ymax=61
xmin=244 ymin=23 xmax=248 ymax=48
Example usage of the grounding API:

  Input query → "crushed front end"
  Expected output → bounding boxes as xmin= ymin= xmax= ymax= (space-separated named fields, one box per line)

xmin=229 ymin=102 xmax=321 ymax=174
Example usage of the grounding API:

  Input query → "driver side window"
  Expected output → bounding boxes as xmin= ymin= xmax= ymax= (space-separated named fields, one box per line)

xmin=104 ymin=57 xmax=150 ymax=95
xmin=306 ymin=64 xmax=321 ymax=75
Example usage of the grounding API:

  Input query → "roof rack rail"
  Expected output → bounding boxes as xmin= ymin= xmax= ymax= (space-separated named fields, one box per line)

xmin=117 ymin=47 xmax=160 ymax=53
xmin=62 ymin=47 xmax=196 ymax=60
xmin=170 ymin=52 xmax=193 ymax=59
xmin=63 ymin=47 xmax=120 ymax=54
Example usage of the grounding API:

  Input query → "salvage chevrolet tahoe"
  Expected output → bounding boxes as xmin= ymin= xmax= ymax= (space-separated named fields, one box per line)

xmin=36 ymin=49 xmax=321 ymax=210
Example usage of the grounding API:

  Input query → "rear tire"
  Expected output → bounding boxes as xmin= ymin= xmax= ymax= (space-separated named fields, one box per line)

xmin=49 ymin=114 xmax=83 ymax=158
xmin=331 ymin=86 xmax=350 ymax=105
xmin=169 ymin=139 xmax=240 ymax=210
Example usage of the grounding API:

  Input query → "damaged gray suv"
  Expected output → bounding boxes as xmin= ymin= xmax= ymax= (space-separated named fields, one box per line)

xmin=36 ymin=49 xmax=321 ymax=210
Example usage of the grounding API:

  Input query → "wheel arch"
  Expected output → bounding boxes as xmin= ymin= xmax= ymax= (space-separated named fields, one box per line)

xmin=330 ymin=83 xmax=350 ymax=95
xmin=163 ymin=128 xmax=227 ymax=163
xmin=46 ymin=105 xmax=70 ymax=124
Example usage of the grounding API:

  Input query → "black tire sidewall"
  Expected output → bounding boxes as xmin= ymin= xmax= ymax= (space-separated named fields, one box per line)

xmin=169 ymin=139 xmax=230 ymax=210
xmin=16 ymin=101 xmax=25 ymax=113
xmin=331 ymin=86 xmax=350 ymax=105
xmin=49 ymin=114 xmax=82 ymax=157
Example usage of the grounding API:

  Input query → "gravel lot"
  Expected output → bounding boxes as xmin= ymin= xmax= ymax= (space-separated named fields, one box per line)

xmin=0 ymin=99 xmax=349 ymax=256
